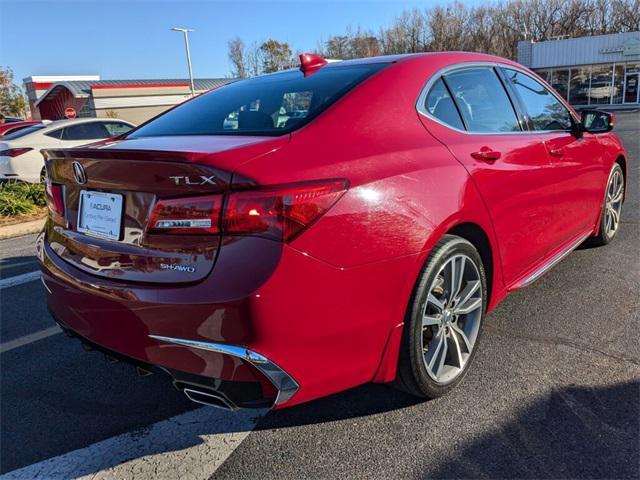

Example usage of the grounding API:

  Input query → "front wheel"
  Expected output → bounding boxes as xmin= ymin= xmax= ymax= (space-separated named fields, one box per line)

xmin=591 ymin=163 xmax=624 ymax=246
xmin=395 ymin=235 xmax=487 ymax=399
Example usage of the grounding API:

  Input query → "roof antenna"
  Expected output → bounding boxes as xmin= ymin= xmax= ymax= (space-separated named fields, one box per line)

xmin=299 ymin=53 xmax=327 ymax=76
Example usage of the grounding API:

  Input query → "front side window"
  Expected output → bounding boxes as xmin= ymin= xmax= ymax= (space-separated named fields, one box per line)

xmin=63 ymin=123 xmax=111 ymax=141
xmin=424 ymin=78 xmax=464 ymax=130
xmin=504 ymin=69 xmax=573 ymax=131
xmin=128 ymin=63 xmax=386 ymax=138
xmin=443 ymin=68 xmax=520 ymax=133
xmin=45 ymin=129 xmax=63 ymax=139
xmin=103 ymin=122 xmax=133 ymax=137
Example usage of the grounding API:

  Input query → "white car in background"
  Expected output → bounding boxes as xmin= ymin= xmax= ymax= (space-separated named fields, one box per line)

xmin=0 ymin=118 xmax=135 ymax=183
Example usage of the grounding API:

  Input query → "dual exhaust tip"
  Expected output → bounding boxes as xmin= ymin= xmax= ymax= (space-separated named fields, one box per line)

xmin=180 ymin=385 xmax=238 ymax=411
xmin=73 ymin=331 xmax=239 ymax=411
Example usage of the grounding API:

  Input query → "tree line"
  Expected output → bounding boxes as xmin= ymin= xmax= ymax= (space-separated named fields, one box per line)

xmin=228 ymin=0 xmax=639 ymax=77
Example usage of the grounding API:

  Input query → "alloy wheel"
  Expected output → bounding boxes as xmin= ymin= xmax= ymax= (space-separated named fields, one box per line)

xmin=604 ymin=169 xmax=624 ymax=238
xmin=420 ymin=254 xmax=483 ymax=384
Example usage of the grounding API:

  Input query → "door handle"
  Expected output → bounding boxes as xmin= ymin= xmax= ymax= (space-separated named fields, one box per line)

xmin=549 ymin=148 xmax=565 ymax=157
xmin=470 ymin=147 xmax=501 ymax=162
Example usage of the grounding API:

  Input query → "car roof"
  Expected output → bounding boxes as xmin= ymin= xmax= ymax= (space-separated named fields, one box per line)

xmin=323 ymin=51 xmax=520 ymax=69
xmin=42 ymin=118 xmax=134 ymax=130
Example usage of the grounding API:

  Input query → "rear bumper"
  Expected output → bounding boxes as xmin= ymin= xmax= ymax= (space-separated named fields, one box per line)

xmin=39 ymin=231 xmax=294 ymax=408
xmin=0 ymin=155 xmax=39 ymax=183
xmin=38 ymin=220 xmax=418 ymax=408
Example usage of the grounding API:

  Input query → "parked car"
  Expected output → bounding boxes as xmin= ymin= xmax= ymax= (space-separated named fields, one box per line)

xmin=0 ymin=120 xmax=44 ymax=137
xmin=1 ymin=116 xmax=24 ymax=123
xmin=39 ymin=52 xmax=626 ymax=410
xmin=0 ymin=118 xmax=134 ymax=182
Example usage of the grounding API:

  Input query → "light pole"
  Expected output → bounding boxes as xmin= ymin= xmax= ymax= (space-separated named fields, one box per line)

xmin=171 ymin=27 xmax=195 ymax=97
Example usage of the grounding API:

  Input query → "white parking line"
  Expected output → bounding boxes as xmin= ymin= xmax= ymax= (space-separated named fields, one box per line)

xmin=0 ymin=270 xmax=41 ymax=289
xmin=0 ymin=326 xmax=62 ymax=354
xmin=1 ymin=407 xmax=264 ymax=480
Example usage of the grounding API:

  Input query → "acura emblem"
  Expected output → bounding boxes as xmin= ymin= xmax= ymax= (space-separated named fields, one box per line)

xmin=72 ymin=162 xmax=87 ymax=184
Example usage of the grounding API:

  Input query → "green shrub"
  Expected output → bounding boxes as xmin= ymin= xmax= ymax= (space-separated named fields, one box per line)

xmin=0 ymin=181 xmax=47 ymax=216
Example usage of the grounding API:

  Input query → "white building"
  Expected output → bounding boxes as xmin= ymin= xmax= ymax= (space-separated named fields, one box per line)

xmin=518 ymin=32 xmax=640 ymax=108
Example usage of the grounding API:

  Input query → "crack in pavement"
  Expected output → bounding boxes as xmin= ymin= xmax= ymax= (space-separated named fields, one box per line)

xmin=485 ymin=324 xmax=640 ymax=367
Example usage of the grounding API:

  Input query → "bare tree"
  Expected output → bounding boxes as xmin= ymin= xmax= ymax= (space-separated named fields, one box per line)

xmin=0 ymin=67 xmax=27 ymax=118
xmin=228 ymin=38 xmax=247 ymax=78
xmin=227 ymin=0 xmax=639 ymax=77
xmin=260 ymin=40 xmax=293 ymax=73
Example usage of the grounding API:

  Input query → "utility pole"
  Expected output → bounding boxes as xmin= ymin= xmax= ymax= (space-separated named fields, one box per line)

xmin=171 ymin=27 xmax=195 ymax=97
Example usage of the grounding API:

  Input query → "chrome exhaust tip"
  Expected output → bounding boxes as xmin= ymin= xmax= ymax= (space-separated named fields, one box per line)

xmin=182 ymin=387 xmax=238 ymax=411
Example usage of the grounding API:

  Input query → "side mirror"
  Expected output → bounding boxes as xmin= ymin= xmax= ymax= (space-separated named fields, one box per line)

xmin=580 ymin=109 xmax=614 ymax=134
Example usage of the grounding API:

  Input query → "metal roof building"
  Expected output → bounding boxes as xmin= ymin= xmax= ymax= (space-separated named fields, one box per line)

xmin=518 ymin=32 xmax=640 ymax=108
xmin=24 ymin=76 xmax=233 ymax=124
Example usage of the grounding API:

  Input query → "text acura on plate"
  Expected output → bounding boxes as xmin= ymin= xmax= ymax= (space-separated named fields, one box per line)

xmin=38 ymin=52 xmax=627 ymax=410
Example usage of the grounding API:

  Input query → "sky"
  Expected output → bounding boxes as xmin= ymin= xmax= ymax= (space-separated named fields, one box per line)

xmin=0 ymin=0 xmax=481 ymax=85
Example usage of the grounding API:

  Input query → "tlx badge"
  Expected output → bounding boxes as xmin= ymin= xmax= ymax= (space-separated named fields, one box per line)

xmin=169 ymin=175 xmax=216 ymax=186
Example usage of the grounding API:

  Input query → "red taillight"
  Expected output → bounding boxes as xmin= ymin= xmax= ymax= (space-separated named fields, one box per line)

xmin=45 ymin=183 xmax=65 ymax=217
xmin=0 ymin=148 xmax=33 ymax=157
xmin=148 ymin=195 xmax=222 ymax=234
xmin=223 ymin=180 xmax=347 ymax=242
xmin=146 ymin=180 xmax=347 ymax=241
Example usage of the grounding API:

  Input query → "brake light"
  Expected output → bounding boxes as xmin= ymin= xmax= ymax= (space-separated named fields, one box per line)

xmin=223 ymin=180 xmax=347 ymax=242
xmin=45 ymin=183 xmax=65 ymax=217
xmin=0 ymin=148 xmax=33 ymax=157
xmin=146 ymin=180 xmax=347 ymax=241
xmin=148 ymin=195 xmax=222 ymax=234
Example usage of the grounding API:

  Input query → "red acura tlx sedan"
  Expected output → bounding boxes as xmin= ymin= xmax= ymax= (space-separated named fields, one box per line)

xmin=39 ymin=52 xmax=626 ymax=410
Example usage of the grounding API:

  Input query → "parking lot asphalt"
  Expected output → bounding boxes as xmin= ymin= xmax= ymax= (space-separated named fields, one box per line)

xmin=0 ymin=112 xmax=638 ymax=479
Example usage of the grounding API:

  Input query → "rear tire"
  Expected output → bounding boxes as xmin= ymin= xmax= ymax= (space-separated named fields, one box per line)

xmin=395 ymin=235 xmax=487 ymax=399
xmin=590 ymin=163 xmax=624 ymax=246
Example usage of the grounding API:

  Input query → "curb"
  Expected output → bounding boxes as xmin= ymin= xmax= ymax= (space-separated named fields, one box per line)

xmin=0 ymin=218 xmax=46 ymax=240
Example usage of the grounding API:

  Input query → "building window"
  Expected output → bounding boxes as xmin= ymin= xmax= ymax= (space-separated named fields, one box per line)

xmin=550 ymin=69 xmax=570 ymax=100
xmin=612 ymin=64 xmax=625 ymax=104
xmin=536 ymin=70 xmax=552 ymax=84
xmin=589 ymin=64 xmax=614 ymax=105
xmin=624 ymin=62 xmax=640 ymax=104
xmin=569 ymin=66 xmax=591 ymax=105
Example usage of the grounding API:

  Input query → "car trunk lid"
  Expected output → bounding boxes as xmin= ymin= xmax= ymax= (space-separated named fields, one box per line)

xmin=42 ymin=135 xmax=288 ymax=284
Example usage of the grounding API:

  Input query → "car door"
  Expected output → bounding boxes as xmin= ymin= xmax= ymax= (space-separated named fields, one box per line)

xmin=418 ymin=65 xmax=557 ymax=286
xmin=500 ymin=68 xmax=605 ymax=245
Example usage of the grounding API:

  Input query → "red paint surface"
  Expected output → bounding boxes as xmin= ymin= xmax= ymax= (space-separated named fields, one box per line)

xmin=39 ymin=52 xmax=627 ymax=408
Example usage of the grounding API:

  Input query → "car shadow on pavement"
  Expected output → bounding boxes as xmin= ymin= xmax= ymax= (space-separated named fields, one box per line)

xmin=0 ymin=255 xmax=40 ymax=278
xmin=420 ymin=380 xmax=640 ymax=479
xmin=256 ymin=383 xmax=423 ymax=430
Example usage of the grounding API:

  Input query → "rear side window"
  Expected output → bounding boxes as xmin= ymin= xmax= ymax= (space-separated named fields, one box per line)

xmin=424 ymin=78 xmax=464 ymax=130
xmin=128 ymin=63 xmax=386 ymax=137
xmin=444 ymin=68 xmax=520 ymax=133
xmin=503 ymin=69 xmax=573 ymax=131
xmin=63 ymin=123 xmax=111 ymax=140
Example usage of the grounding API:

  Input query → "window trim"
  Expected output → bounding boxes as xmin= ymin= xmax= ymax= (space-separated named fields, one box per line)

xmin=416 ymin=61 xmax=580 ymax=135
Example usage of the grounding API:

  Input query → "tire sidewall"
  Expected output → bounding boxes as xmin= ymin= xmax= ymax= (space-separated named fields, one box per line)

xmin=407 ymin=236 xmax=488 ymax=398
xmin=599 ymin=163 xmax=624 ymax=244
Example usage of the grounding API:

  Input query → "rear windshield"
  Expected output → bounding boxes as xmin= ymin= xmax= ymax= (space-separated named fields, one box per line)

xmin=128 ymin=63 xmax=386 ymax=137
xmin=2 ymin=125 xmax=45 ymax=140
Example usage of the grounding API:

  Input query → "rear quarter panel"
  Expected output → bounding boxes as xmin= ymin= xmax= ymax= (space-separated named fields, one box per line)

xmin=230 ymin=55 xmax=508 ymax=397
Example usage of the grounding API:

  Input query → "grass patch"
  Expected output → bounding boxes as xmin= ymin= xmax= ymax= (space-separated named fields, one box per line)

xmin=0 ymin=181 xmax=46 ymax=216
